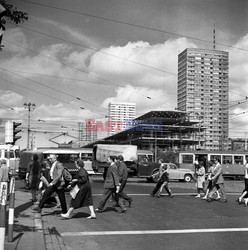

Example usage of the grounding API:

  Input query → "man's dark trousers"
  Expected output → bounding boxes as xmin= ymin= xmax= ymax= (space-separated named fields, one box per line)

xmin=39 ymin=185 xmax=67 ymax=213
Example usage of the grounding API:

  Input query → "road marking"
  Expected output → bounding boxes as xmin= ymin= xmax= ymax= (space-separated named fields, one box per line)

xmin=61 ymin=228 xmax=248 ymax=237
xmin=92 ymin=193 xmax=239 ymax=196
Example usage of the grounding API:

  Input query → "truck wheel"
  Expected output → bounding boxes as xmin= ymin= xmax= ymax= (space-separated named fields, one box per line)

xmin=151 ymin=169 xmax=160 ymax=183
xmin=184 ymin=174 xmax=192 ymax=182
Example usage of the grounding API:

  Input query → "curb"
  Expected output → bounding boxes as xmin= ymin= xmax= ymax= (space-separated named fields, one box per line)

xmin=41 ymin=209 xmax=68 ymax=250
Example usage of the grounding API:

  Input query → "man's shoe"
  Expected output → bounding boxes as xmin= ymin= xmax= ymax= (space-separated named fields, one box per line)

xmin=128 ymin=200 xmax=132 ymax=207
xmin=222 ymin=199 xmax=227 ymax=203
xmin=95 ymin=208 xmax=103 ymax=213
xmin=32 ymin=206 xmax=41 ymax=213
xmin=149 ymin=193 xmax=155 ymax=197
xmin=170 ymin=195 xmax=174 ymax=198
xmin=207 ymin=198 xmax=212 ymax=202
xmin=195 ymin=194 xmax=201 ymax=198
xmin=202 ymin=196 xmax=207 ymax=200
xmin=156 ymin=194 xmax=161 ymax=198
xmin=120 ymin=208 xmax=127 ymax=213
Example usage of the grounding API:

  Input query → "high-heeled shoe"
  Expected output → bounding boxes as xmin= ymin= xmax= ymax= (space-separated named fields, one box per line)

xmin=87 ymin=215 xmax=96 ymax=219
xmin=60 ymin=213 xmax=72 ymax=219
xmin=244 ymin=199 xmax=248 ymax=207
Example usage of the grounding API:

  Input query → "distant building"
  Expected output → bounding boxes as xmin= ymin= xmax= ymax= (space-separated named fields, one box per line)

xmin=177 ymin=48 xmax=229 ymax=150
xmin=78 ymin=122 xmax=97 ymax=146
xmin=108 ymin=102 xmax=136 ymax=135
xmin=83 ymin=110 xmax=203 ymax=153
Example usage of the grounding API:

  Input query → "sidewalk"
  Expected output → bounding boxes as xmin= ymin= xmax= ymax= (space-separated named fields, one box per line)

xmin=4 ymin=190 xmax=67 ymax=250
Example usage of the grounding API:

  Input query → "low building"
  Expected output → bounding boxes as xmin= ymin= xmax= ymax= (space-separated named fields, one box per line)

xmin=83 ymin=110 xmax=204 ymax=152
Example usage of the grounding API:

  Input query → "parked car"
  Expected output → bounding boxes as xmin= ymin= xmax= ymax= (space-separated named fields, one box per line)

xmin=150 ymin=163 xmax=194 ymax=183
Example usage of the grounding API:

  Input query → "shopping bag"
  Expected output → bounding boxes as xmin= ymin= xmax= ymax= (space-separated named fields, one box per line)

xmin=69 ymin=184 xmax=80 ymax=199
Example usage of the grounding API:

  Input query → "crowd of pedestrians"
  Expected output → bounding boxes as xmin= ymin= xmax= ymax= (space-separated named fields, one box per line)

xmin=29 ymin=153 xmax=248 ymax=220
xmin=192 ymin=158 xmax=227 ymax=202
xmin=31 ymin=153 xmax=133 ymax=218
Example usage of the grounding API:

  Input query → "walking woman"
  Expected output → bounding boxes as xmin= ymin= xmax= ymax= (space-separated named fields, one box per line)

xmin=195 ymin=161 xmax=206 ymax=198
xmin=26 ymin=154 xmax=42 ymax=202
xmin=61 ymin=159 xmax=96 ymax=219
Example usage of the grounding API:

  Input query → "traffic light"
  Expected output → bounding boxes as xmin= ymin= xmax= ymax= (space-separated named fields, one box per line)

xmin=13 ymin=122 xmax=22 ymax=144
xmin=4 ymin=121 xmax=22 ymax=145
xmin=5 ymin=121 xmax=13 ymax=144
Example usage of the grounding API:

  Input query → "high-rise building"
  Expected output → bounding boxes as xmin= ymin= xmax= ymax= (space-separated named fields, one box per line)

xmin=108 ymin=102 xmax=136 ymax=135
xmin=177 ymin=48 xmax=229 ymax=150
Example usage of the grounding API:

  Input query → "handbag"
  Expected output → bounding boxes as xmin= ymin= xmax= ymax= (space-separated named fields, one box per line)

xmin=69 ymin=184 xmax=80 ymax=199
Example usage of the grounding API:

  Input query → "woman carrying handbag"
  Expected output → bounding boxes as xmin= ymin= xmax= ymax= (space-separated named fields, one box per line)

xmin=61 ymin=159 xmax=96 ymax=219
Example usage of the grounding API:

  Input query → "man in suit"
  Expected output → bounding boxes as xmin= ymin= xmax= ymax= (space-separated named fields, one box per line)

xmin=32 ymin=154 xmax=67 ymax=214
xmin=95 ymin=155 xmax=127 ymax=213
xmin=114 ymin=155 xmax=133 ymax=207
xmin=207 ymin=158 xmax=227 ymax=202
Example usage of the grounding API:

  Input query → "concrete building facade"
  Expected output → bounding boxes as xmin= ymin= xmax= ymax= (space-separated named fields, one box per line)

xmin=177 ymin=48 xmax=229 ymax=150
xmin=108 ymin=102 xmax=136 ymax=135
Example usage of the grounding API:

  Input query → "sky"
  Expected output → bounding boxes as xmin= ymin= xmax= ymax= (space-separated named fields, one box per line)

xmin=0 ymin=0 xmax=248 ymax=149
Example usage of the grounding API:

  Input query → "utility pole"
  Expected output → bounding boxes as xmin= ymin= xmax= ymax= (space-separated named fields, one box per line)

xmin=24 ymin=102 xmax=36 ymax=150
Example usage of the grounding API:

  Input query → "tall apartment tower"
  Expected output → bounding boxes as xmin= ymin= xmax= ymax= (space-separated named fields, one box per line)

xmin=108 ymin=102 xmax=136 ymax=135
xmin=177 ymin=48 xmax=229 ymax=150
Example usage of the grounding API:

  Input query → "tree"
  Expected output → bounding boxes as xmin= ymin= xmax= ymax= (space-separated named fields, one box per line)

xmin=0 ymin=0 xmax=28 ymax=27
xmin=0 ymin=0 xmax=28 ymax=48
xmin=157 ymin=149 xmax=179 ymax=165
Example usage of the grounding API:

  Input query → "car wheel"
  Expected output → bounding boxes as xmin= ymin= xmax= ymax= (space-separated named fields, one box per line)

xmin=184 ymin=174 xmax=192 ymax=182
xmin=151 ymin=169 xmax=160 ymax=183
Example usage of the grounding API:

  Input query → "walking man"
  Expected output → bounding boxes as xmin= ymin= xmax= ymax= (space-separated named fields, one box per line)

xmin=32 ymin=154 xmax=67 ymax=214
xmin=115 ymin=155 xmax=133 ymax=207
xmin=207 ymin=158 xmax=227 ymax=202
xmin=95 ymin=156 xmax=127 ymax=213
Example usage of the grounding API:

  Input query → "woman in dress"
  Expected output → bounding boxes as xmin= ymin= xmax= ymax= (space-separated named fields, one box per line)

xmin=61 ymin=159 xmax=96 ymax=219
xmin=195 ymin=161 xmax=206 ymax=198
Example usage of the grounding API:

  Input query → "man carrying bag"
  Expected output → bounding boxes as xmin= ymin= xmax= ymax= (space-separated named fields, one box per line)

xmin=32 ymin=154 xmax=67 ymax=214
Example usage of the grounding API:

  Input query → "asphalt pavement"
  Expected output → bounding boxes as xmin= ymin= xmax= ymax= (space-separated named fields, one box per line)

xmin=3 ymin=177 xmax=248 ymax=250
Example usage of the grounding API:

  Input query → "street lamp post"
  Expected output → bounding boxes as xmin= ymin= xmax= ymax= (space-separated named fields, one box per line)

xmin=24 ymin=102 xmax=36 ymax=150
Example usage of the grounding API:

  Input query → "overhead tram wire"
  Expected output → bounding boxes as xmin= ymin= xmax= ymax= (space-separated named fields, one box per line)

xmin=3 ymin=39 xmax=167 ymax=106
xmin=0 ymin=75 xmax=86 ymax=109
xmin=0 ymin=67 xmax=107 ymax=112
xmin=11 ymin=24 xmax=175 ymax=76
xmin=20 ymin=0 xmax=248 ymax=53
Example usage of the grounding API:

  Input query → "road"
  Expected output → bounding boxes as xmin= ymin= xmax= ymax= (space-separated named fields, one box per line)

xmin=16 ymin=177 xmax=248 ymax=250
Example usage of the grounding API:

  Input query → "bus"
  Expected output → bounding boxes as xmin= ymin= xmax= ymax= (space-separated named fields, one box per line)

xmin=178 ymin=150 xmax=248 ymax=178
xmin=18 ymin=147 xmax=94 ymax=179
xmin=0 ymin=144 xmax=20 ymax=174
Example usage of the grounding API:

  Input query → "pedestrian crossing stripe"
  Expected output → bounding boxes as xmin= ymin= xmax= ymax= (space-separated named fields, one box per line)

xmin=61 ymin=228 xmax=248 ymax=237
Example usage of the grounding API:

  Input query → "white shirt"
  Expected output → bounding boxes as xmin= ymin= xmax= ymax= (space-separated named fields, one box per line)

xmin=245 ymin=162 xmax=248 ymax=179
xmin=49 ymin=161 xmax=57 ymax=180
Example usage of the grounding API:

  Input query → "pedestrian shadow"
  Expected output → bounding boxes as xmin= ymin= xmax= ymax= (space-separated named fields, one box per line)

xmin=70 ymin=212 xmax=90 ymax=218
xmin=100 ymin=207 xmax=118 ymax=213
xmin=14 ymin=201 xmax=33 ymax=217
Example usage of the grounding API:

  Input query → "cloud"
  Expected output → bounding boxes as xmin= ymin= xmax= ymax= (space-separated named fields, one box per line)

xmin=0 ymin=90 xmax=24 ymax=106
xmin=102 ymin=84 xmax=177 ymax=116
xmin=37 ymin=18 xmax=99 ymax=48
xmin=3 ymin=28 xmax=28 ymax=54
xmin=89 ymin=38 xmax=196 ymax=88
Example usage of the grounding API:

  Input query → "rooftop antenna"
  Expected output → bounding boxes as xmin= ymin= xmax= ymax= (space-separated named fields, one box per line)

xmin=213 ymin=16 xmax=216 ymax=50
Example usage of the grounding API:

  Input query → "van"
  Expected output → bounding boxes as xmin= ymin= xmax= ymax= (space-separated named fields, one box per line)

xmin=0 ymin=144 xmax=20 ymax=175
